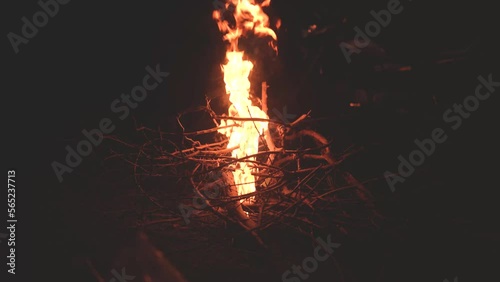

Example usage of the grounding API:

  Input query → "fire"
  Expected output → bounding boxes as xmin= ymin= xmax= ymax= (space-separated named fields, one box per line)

xmin=214 ymin=0 xmax=277 ymax=202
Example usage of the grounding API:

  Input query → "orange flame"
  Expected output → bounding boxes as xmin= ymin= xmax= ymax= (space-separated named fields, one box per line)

xmin=214 ymin=0 xmax=277 ymax=202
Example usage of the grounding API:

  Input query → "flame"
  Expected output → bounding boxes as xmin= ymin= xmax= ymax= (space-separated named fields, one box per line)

xmin=214 ymin=0 xmax=277 ymax=202
xmin=213 ymin=0 xmax=277 ymax=52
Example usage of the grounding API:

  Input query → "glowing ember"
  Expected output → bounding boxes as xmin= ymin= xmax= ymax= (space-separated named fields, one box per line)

xmin=213 ymin=0 xmax=277 ymax=202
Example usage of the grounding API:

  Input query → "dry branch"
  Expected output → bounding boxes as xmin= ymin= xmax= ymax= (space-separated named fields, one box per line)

xmin=104 ymin=98 xmax=382 ymax=245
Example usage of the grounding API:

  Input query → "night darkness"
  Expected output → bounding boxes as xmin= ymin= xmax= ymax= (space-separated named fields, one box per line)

xmin=3 ymin=0 xmax=499 ymax=281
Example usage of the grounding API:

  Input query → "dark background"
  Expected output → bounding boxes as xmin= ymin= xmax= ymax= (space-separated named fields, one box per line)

xmin=2 ymin=0 xmax=499 ymax=281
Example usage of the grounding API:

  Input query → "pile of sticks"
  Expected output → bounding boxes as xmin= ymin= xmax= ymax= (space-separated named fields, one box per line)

xmin=105 ymin=84 xmax=381 ymax=246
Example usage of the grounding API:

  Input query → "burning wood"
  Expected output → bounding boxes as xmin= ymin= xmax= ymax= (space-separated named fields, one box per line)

xmin=214 ymin=0 xmax=278 ymax=204
xmin=105 ymin=0 xmax=381 ymax=247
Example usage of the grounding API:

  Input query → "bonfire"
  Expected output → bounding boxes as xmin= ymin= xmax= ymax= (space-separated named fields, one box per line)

xmin=107 ymin=0 xmax=380 ymax=247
